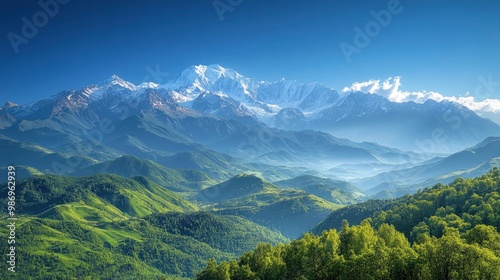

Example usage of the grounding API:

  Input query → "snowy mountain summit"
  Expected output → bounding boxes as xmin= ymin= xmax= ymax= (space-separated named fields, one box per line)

xmin=161 ymin=64 xmax=341 ymax=121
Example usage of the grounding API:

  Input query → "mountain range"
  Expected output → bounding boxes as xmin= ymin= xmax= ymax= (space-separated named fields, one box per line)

xmin=2 ymin=64 xmax=499 ymax=155
xmin=2 ymin=64 xmax=500 ymax=189
xmin=3 ymin=64 xmax=499 ymax=185
xmin=3 ymin=64 xmax=500 ymax=189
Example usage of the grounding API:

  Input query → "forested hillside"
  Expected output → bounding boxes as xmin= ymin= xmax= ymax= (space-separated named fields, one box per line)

xmin=0 ymin=174 xmax=288 ymax=279
xmin=197 ymin=168 xmax=500 ymax=279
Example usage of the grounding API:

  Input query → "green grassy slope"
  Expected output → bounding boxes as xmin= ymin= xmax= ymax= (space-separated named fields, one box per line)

xmin=275 ymin=175 xmax=364 ymax=204
xmin=196 ymin=173 xmax=280 ymax=203
xmin=9 ymin=174 xmax=198 ymax=217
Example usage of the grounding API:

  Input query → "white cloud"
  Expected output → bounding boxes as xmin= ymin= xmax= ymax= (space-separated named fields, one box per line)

xmin=342 ymin=77 xmax=500 ymax=118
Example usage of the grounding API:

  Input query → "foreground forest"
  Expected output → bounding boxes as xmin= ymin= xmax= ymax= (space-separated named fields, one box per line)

xmin=197 ymin=168 xmax=500 ymax=279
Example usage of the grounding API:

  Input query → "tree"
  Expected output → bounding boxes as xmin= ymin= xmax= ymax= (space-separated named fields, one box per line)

xmin=196 ymin=259 xmax=230 ymax=280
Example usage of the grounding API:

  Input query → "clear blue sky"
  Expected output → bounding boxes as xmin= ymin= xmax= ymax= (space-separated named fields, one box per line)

xmin=1 ymin=0 xmax=499 ymax=104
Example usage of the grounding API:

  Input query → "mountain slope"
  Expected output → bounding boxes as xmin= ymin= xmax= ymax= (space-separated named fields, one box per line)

xmin=8 ymin=174 xmax=198 ymax=217
xmin=274 ymin=175 xmax=364 ymax=204
xmin=196 ymin=173 xmax=280 ymax=203
xmin=73 ymin=155 xmax=216 ymax=192
xmin=197 ymin=174 xmax=342 ymax=237
xmin=0 ymin=137 xmax=96 ymax=174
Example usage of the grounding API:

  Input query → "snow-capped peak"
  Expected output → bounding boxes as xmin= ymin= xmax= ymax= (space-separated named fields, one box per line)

xmin=165 ymin=64 xmax=260 ymax=104
xmin=174 ymin=64 xmax=245 ymax=89
xmin=77 ymin=75 xmax=143 ymax=101
xmin=137 ymin=82 xmax=159 ymax=89
xmin=182 ymin=65 xmax=211 ymax=87
xmin=193 ymin=64 xmax=242 ymax=80
xmin=98 ymin=74 xmax=137 ymax=91
xmin=3 ymin=101 xmax=19 ymax=108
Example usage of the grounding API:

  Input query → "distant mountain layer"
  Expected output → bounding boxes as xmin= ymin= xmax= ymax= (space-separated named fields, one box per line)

xmin=357 ymin=136 xmax=500 ymax=198
xmin=310 ymin=92 xmax=500 ymax=153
